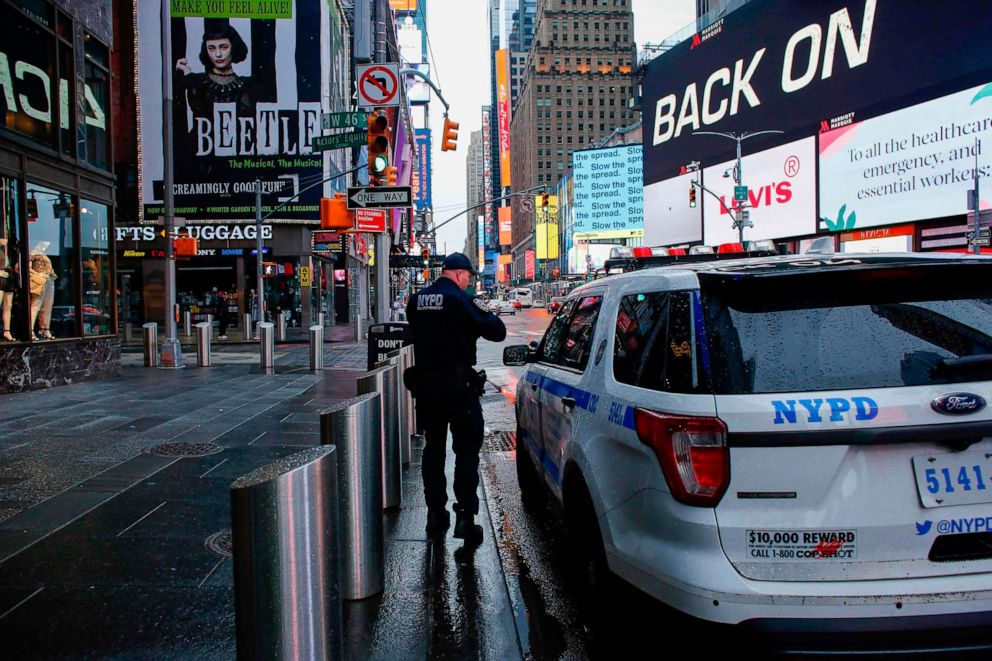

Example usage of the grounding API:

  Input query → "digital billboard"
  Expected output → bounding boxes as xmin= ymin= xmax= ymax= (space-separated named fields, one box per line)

xmin=572 ymin=145 xmax=644 ymax=240
xmin=496 ymin=49 xmax=512 ymax=188
xmin=643 ymin=173 xmax=702 ymax=246
xmin=498 ymin=207 xmax=512 ymax=246
xmin=482 ymin=107 xmax=494 ymax=245
xmin=536 ymin=223 xmax=559 ymax=260
xmin=819 ymin=83 xmax=992 ymax=231
xmin=413 ymin=129 xmax=432 ymax=211
xmin=702 ymin=137 xmax=816 ymax=245
xmin=477 ymin=217 xmax=485 ymax=269
xmin=641 ymin=0 xmax=992 ymax=186
xmin=525 ymin=249 xmax=535 ymax=279
xmin=138 ymin=2 xmax=325 ymax=221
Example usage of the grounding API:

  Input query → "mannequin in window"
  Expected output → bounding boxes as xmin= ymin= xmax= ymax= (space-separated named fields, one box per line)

xmin=29 ymin=242 xmax=56 ymax=340
xmin=0 ymin=238 xmax=18 ymax=341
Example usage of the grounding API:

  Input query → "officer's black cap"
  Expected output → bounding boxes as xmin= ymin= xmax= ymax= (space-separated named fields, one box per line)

xmin=441 ymin=252 xmax=477 ymax=274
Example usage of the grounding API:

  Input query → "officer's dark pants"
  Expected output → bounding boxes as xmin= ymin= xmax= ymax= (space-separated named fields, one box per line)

xmin=417 ymin=388 xmax=485 ymax=516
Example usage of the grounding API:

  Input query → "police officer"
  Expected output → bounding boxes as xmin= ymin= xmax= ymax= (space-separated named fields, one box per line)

xmin=406 ymin=252 xmax=506 ymax=544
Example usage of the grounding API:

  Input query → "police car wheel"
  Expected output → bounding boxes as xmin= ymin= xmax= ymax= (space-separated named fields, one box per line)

xmin=565 ymin=476 xmax=615 ymax=640
xmin=515 ymin=427 xmax=546 ymax=508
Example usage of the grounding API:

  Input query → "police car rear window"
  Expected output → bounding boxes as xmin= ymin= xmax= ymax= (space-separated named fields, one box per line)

xmin=699 ymin=264 xmax=992 ymax=394
xmin=614 ymin=291 xmax=712 ymax=394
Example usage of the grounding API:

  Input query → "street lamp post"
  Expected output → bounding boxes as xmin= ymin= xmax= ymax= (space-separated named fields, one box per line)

xmin=693 ymin=130 xmax=783 ymax=244
xmin=159 ymin=0 xmax=181 ymax=367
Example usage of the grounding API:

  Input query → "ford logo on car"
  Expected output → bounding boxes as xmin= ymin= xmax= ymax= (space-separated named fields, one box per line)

xmin=931 ymin=393 xmax=986 ymax=415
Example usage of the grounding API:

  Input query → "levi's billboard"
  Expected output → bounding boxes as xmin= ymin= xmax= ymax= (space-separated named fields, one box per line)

xmin=702 ymin=137 xmax=816 ymax=245
xmin=642 ymin=0 xmax=992 ymax=186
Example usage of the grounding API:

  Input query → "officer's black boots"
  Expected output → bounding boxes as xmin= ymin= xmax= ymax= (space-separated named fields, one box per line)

xmin=426 ymin=509 xmax=450 ymax=536
xmin=453 ymin=505 xmax=483 ymax=545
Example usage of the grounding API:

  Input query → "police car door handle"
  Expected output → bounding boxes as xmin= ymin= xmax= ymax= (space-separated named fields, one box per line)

xmin=561 ymin=396 xmax=576 ymax=409
xmin=530 ymin=383 xmax=538 ymax=391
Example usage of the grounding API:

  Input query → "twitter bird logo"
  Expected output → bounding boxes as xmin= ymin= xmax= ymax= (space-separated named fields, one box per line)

xmin=915 ymin=520 xmax=933 ymax=535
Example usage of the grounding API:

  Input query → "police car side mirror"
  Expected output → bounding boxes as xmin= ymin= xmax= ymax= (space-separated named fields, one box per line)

xmin=529 ymin=340 xmax=539 ymax=350
xmin=503 ymin=345 xmax=533 ymax=366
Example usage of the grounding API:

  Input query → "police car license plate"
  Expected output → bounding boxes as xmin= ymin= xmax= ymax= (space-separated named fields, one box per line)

xmin=913 ymin=450 xmax=992 ymax=509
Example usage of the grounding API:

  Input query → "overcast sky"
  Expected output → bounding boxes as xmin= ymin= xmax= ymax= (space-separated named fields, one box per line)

xmin=423 ymin=0 xmax=696 ymax=254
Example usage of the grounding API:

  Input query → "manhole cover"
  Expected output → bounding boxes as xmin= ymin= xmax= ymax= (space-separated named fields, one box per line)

xmin=483 ymin=430 xmax=516 ymax=453
xmin=205 ymin=529 xmax=232 ymax=557
xmin=147 ymin=442 xmax=223 ymax=457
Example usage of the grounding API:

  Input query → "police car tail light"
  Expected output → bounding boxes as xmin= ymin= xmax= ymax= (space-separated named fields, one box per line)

xmin=633 ymin=408 xmax=729 ymax=507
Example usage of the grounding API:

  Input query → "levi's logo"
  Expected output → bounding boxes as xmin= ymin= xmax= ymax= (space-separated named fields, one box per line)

xmin=772 ymin=397 xmax=878 ymax=425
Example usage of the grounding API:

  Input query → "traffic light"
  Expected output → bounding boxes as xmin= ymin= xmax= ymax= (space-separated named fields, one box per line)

xmin=367 ymin=111 xmax=390 ymax=183
xmin=541 ymin=193 xmax=550 ymax=208
xmin=421 ymin=247 xmax=430 ymax=267
xmin=174 ymin=236 xmax=198 ymax=257
xmin=441 ymin=116 xmax=459 ymax=152
xmin=320 ymin=193 xmax=353 ymax=229
xmin=689 ymin=185 xmax=697 ymax=208
xmin=262 ymin=262 xmax=277 ymax=277
xmin=26 ymin=197 xmax=38 ymax=221
xmin=386 ymin=165 xmax=398 ymax=186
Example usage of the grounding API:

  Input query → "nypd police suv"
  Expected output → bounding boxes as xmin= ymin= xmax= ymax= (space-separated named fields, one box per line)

xmin=504 ymin=252 xmax=992 ymax=653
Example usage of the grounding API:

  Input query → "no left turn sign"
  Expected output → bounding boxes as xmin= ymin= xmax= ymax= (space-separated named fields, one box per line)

xmin=357 ymin=63 xmax=400 ymax=109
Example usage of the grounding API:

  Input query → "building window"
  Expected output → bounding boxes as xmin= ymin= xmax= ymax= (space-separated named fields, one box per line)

xmin=0 ymin=176 xmax=25 ymax=341
xmin=80 ymin=200 xmax=111 ymax=335
xmin=26 ymin=182 xmax=78 ymax=340
xmin=82 ymin=33 xmax=111 ymax=170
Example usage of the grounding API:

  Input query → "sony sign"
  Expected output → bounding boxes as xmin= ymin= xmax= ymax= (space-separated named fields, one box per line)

xmin=641 ymin=0 xmax=992 ymax=185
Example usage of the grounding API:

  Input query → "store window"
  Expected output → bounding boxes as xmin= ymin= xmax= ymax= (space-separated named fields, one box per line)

xmin=0 ymin=177 xmax=25 ymax=342
xmin=80 ymin=200 xmax=111 ymax=335
xmin=3 ymin=1 xmax=58 ymax=148
xmin=26 ymin=182 xmax=77 ymax=340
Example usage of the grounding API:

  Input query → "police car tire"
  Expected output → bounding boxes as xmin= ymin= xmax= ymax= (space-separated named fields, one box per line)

xmin=515 ymin=428 xmax=545 ymax=507
xmin=565 ymin=476 xmax=615 ymax=640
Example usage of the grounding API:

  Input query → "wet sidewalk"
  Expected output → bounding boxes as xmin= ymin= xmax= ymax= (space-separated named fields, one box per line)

xmin=0 ymin=346 xmax=520 ymax=659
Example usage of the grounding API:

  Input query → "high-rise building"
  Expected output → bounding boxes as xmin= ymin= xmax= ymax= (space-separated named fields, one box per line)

xmin=486 ymin=0 xmax=537 ymax=255
xmin=464 ymin=130 xmax=485 ymax=268
xmin=508 ymin=0 xmax=636 ymax=273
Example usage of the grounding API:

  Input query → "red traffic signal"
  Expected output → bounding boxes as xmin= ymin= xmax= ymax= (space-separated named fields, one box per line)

xmin=541 ymin=193 xmax=550 ymax=208
xmin=320 ymin=193 xmax=354 ymax=229
xmin=689 ymin=186 xmax=697 ymax=208
xmin=441 ymin=116 xmax=459 ymax=152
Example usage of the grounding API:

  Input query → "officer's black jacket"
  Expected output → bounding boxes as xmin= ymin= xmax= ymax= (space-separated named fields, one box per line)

xmin=406 ymin=277 xmax=506 ymax=370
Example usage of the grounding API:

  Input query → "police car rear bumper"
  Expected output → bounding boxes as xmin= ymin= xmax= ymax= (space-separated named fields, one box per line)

xmin=603 ymin=488 xmax=992 ymax=630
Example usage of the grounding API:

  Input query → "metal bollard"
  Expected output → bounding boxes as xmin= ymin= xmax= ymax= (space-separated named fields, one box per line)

xmin=381 ymin=350 xmax=409 ymax=466
xmin=258 ymin=322 xmax=274 ymax=370
xmin=400 ymin=345 xmax=416 ymax=455
xmin=206 ymin=314 xmax=214 ymax=337
xmin=352 ymin=314 xmax=363 ymax=342
xmin=318 ymin=312 xmax=325 ymax=327
xmin=196 ymin=322 xmax=211 ymax=367
xmin=320 ymin=393 xmax=384 ymax=600
xmin=142 ymin=323 xmax=158 ymax=367
xmin=310 ymin=325 xmax=323 ymax=371
xmin=124 ymin=322 xmax=133 ymax=343
xmin=357 ymin=366 xmax=401 ymax=509
xmin=230 ymin=446 xmax=342 ymax=660
xmin=243 ymin=313 xmax=253 ymax=341
xmin=183 ymin=310 xmax=192 ymax=338
xmin=277 ymin=311 xmax=287 ymax=342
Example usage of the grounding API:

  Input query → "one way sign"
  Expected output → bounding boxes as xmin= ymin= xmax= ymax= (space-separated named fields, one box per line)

xmin=347 ymin=186 xmax=412 ymax=210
